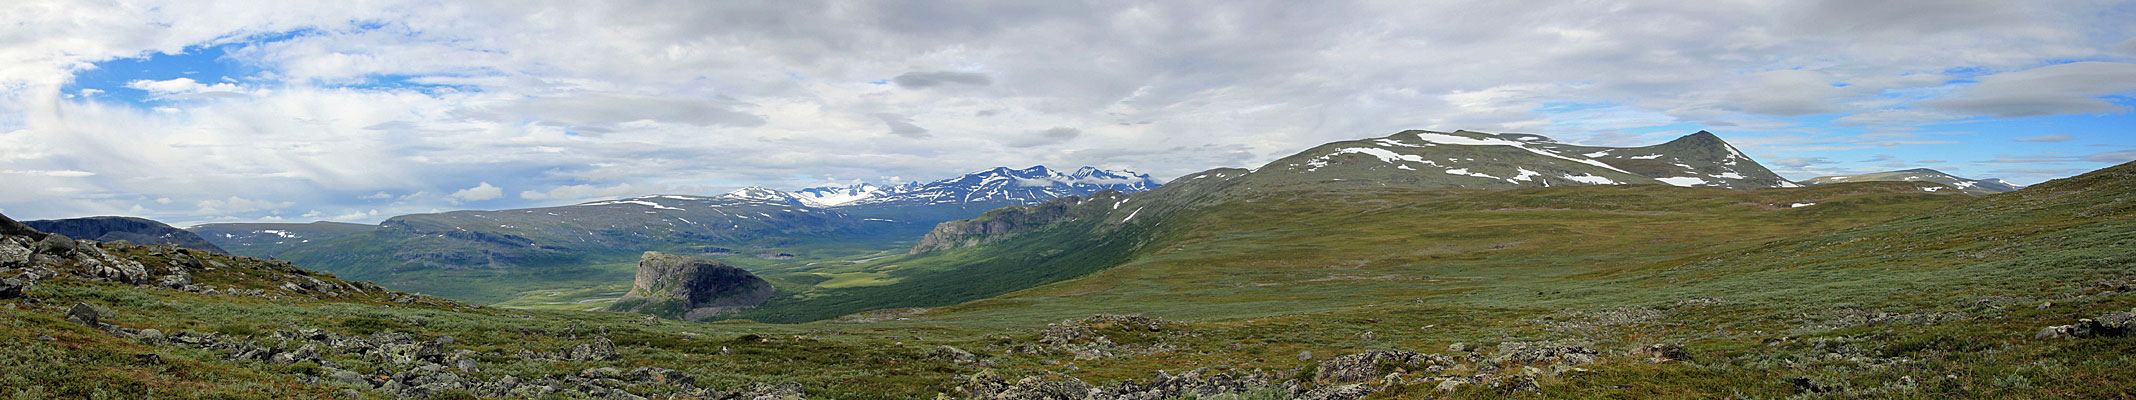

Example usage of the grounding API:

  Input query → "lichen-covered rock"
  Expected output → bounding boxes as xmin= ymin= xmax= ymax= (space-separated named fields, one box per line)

xmin=2037 ymin=308 xmax=2136 ymax=339
xmin=933 ymin=345 xmax=979 ymax=364
xmin=66 ymin=303 xmax=100 ymax=327
xmin=1488 ymin=341 xmax=1599 ymax=365
xmin=0 ymin=236 xmax=32 ymax=268
xmin=1315 ymin=350 xmax=1457 ymax=383
xmin=35 ymin=233 xmax=78 ymax=256
xmin=607 ymin=252 xmax=773 ymax=321
xmin=0 ymin=277 xmax=24 ymax=299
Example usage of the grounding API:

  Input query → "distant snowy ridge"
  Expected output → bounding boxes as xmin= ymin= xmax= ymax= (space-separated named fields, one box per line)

xmin=803 ymin=166 xmax=1162 ymax=208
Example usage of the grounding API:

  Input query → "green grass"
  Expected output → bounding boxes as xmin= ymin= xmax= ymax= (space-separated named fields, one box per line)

xmin=6 ymin=163 xmax=2133 ymax=398
xmin=810 ymin=272 xmax=900 ymax=288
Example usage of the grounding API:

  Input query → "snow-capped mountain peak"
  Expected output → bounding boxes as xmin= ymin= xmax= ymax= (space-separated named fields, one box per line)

xmin=835 ymin=166 xmax=1162 ymax=208
xmin=792 ymin=183 xmax=891 ymax=206
xmin=719 ymin=186 xmax=820 ymax=206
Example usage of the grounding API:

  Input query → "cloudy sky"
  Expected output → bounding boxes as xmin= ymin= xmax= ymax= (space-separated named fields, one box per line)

xmin=3 ymin=1 xmax=2133 ymax=225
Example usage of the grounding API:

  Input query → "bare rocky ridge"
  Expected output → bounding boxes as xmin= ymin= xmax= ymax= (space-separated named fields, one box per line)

xmin=607 ymin=251 xmax=774 ymax=320
xmin=24 ymin=216 xmax=228 ymax=254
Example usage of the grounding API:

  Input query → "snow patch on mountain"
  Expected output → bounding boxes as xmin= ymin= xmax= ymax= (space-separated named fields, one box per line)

xmin=1656 ymin=177 xmax=1710 ymax=187
xmin=827 ymin=166 xmax=1161 ymax=208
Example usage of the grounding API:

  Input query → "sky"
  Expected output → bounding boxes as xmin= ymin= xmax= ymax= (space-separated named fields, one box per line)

xmin=2 ymin=1 xmax=2133 ymax=226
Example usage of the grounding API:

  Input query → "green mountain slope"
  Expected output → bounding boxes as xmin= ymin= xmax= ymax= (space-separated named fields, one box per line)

xmin=6 ymin=161 xmax=2131 ymax=399
xmin=274 ymin=195 xmax=872 ymax=303
xmin=189 ymin=221 xmax=376 ymax=258
xmin=712 ymin=130 xmax=1911 ymax=323
xmin=870 ymin=160 xmax=2136 ymax=398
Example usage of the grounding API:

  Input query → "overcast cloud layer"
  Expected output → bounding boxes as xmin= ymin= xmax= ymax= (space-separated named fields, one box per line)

xmin=2 ymin=0 xmax=2133 ymax=225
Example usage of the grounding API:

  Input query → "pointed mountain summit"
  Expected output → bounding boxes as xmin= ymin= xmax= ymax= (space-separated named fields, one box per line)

xmin=1233 ymin=129 xmax=1794 ymax=191
xmin=1804 ymin=168 xmax=2023 ymax=194
xmin=1527 ymin=130 xmax=1800 ymax=189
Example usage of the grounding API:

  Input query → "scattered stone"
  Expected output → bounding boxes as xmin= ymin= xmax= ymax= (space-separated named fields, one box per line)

xmin=1298 ymin=383 xmax=1372 ymax=400
xmin=1634 ymin=343 xmax=1687 ymax=363
xmin=0 ymin=238 xmax=32 ymax=268
xmin=932 ymin=345 xmax=979 ymax=364
xmin=1316 ymin=350 xmax=1457 ymax=383
xmin=1296 ymin=350 xmax=1313 ymax=361
xmin=738 ymin=382 xmax=806 ymax=399
xmin=1435 ymin=378 xmax=1468 ymax=392
xmin=1489 ymin=341 xmax=1599 ymax=365
xmin=65 ymin=303 xmax=99 ymax=327
xmin=0 ymin=277 xmax=24 ymax=299
xmin=135 ymin=329 xmax=166 ymax=345
xmin=2037 ymin=308 xmax=2136 ymax=339
xmin=329 ymin=369 xmax=372 ymax=388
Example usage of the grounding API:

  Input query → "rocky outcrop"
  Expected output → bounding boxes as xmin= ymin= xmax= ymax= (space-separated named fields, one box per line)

xmin=84 ymin=310 xmax=800 ymax=400
xmin=24 ymin=216 xmax=228 ymax=254
xmin=2036 ymin=308 xmax=2136 ymax=339
xmin=910 ymin=191 xmax=1125 ymax=254
xmin=1 ymin=211 xmax=404 ymax=305
xmin=607 ymin=252 xmax=774 ymax=321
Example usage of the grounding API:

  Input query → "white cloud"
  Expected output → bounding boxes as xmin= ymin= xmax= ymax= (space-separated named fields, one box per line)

xmin=327 ymin=209 xmax=379 ymax=222
xmin=1923 ymin=62 xmax=2136 ymax=117
xmin=1 ymin=169 xmax=95 ymax=177
xmin=1005 ymin=127 xmax=1082 ymax=148
xmin=518 ymin=183 xmax=646 ymax=201
xmin=2015 ymin=134 xmax=2077 ymax=142
xmin=0 ymin=1 xmax=2128 ymax=223
xmin=449 ymin=182 xmax=502 ymax=202
xmin=195 ymin=196 xmax=293 ymax=214
xmin=124 ymin=77 xmax=241 ymax=96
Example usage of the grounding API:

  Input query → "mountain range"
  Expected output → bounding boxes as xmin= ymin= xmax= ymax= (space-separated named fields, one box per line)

xmin=184 ymin=165 xmax=1163 ymax=303
xmin=1803 ymin=168 xmax=2023 ymax=194
xmin=718 ymin=129 xmax=1884 ymax=321
xmin=182 ymin=130 xmax=1899 ymax=306
xmin=8 ymin=127 xmax=2132 ymax=399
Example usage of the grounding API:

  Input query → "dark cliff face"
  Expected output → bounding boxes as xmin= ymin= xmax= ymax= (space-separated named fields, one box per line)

xmin=23 ymin=216 xmax=228 ymax=254
xmin=607 ymin=252 xmax=773 ymax=321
